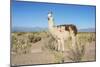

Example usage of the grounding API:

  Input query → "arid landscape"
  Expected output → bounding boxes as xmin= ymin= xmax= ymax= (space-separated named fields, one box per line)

xmin=11 ymin=31 xmax=96 ymax=66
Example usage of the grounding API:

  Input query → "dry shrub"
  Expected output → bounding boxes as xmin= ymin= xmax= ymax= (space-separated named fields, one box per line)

xmin=42 ymin=34 xmax=57 ymax=51
xmin=66 ymin=32 xmax=95 ymax=62
xmin=11 ymin=32 xmax=43 ymax=54
xmin=67 ymin=42 xmax=85 ymax=62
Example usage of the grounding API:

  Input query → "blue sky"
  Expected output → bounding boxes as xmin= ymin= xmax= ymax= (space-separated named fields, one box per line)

xmin=12 ymin=0 xmax=96 ymax=29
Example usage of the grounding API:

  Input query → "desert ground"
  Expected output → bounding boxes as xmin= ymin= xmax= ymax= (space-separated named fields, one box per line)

xmin=11 ymin=31 xmax=96 ymax=66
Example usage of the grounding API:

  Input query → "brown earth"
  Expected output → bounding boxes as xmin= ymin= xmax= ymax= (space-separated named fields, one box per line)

xmin=11 ymin=38 xmax=96 ymax=66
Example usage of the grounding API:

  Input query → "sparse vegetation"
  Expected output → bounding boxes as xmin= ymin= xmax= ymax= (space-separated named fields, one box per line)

xmin=67 ymin=43 xmax=85 ymax=62
xmin=12 ymin=32 xmax=45 ymax=54
xmin=66 ymin=32 xmax=95 ymax=62
xmin=11 ymin=32 xmax=96 ymax=65
xmin=42 ymin=32 xmax=95 ymax=63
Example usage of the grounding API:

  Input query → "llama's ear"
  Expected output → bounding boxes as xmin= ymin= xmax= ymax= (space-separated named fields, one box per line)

xmin=50 ymin=11 xmax=53 ymax=14
xmin=48 ymin=11 xmax=52 ymax=14
xmin=48 ymin=11 xmax=50 ymax=14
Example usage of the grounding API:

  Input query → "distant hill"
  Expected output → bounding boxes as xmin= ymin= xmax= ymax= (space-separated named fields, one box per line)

xmin=78 ymin=28 xmax=95 ymax=32
xmin=12 ymin=27 xmax=95 ymax=32
xmin=12 ymin=27 xmax=48 ymax=32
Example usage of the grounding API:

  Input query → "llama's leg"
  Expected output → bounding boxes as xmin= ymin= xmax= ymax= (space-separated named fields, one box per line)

xmin=57 ymin=39 xmax=61 ymax=51
xmin=55 ymin=39 xmax=58 ymax=51
xmin=71 ymin=35 xmax=76 ymax=48
xmin=61 ymin=39 xmax=64 ymax=52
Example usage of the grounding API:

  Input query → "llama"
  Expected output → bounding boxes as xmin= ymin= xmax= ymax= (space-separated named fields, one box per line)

xmin=48 ymin=11 xmax=77 ymax=52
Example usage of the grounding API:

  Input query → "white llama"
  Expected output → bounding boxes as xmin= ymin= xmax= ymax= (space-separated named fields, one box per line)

xmin=48 ymin=11 xmax=77 ymax=52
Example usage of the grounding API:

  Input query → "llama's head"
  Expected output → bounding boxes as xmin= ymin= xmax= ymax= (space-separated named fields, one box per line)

xmin=48 ymin=11 xmax=53 ymax=21
xmin=48 ymin=11 xmax=53 ymax=17
xmin=48 ymin=11 xmax=54 ymax=28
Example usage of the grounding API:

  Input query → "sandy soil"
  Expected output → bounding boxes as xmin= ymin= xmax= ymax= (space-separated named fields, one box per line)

xmin=11 ymin=38 xmax=96 ymax=66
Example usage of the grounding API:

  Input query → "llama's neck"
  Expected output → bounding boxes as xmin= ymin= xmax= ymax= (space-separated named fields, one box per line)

xmin=48 ymin=13 xmax=55 ymax=30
